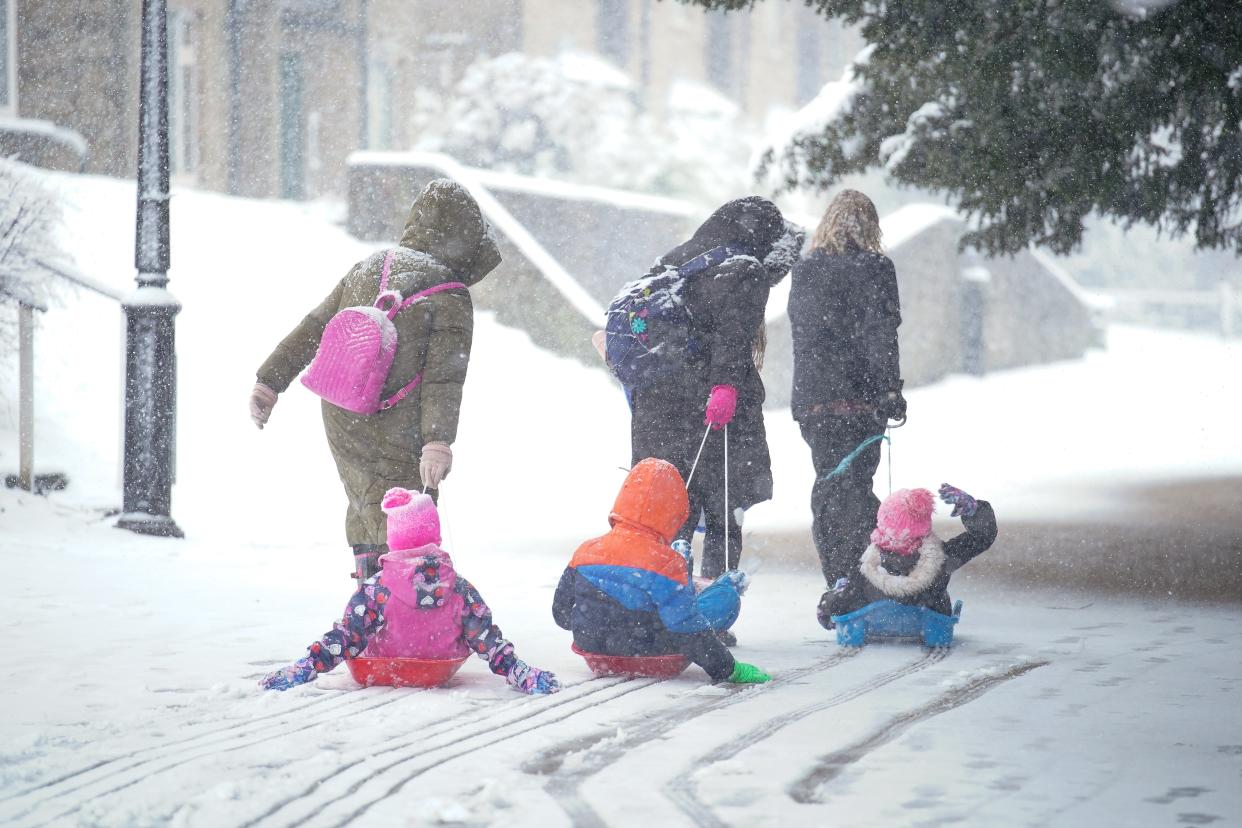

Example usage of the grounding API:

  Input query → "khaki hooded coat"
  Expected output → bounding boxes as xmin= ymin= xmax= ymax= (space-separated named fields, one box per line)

xmin=256 ymin=180 xmax=501 ymax=545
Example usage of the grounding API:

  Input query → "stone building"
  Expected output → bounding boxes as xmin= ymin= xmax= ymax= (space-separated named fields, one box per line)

xmin=0 ymin=0 xmax=859 ymax=199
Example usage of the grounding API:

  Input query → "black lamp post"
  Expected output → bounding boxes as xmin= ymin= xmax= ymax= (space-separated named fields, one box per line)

xmin=117 ymin=0 xmax=183 ymax=538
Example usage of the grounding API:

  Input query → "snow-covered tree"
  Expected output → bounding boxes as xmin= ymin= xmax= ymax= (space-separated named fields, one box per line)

xmin=410 ymin=52 xmax=754 ymax=204
xmin=688 ymin=0 xmax=1242 ymax=256
xmin=0 ymin=160 xmax=63 ymax=350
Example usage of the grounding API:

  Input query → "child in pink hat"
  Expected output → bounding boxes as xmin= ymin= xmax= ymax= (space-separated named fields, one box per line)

xmin=260 ymin=488 xmax=559 ymax=694
xmin=818 ymin=484 xmax=997 ymax=625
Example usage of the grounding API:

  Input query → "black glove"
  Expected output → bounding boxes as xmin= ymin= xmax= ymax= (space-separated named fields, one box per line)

xmin=874 ymin=384 xmax=907 ymax=424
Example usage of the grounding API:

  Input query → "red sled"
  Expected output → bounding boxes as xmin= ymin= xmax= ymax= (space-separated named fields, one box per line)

xmin=572 ymin=643 xmax=690 ymax=679
xmin=345 ymin=655 xmax=470 ymax=688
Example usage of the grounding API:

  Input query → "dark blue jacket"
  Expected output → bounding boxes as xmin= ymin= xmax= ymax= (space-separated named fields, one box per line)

xmin=552 ymin=458 xmax=735 ymax=681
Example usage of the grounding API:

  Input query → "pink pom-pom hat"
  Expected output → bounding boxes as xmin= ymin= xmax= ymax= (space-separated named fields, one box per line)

xmin=870 ymin=487 xmax=936 ymax=556
xmin=382 ymin=487 xmax=441 ymax=551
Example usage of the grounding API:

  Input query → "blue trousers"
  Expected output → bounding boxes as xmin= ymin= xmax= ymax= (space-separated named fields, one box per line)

xmin=696 ymin=577 xmax=741 ymax=631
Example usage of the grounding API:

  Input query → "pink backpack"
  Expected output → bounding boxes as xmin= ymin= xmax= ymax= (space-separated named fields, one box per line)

xmin=301 ymin=250 xmax=467 ymax=414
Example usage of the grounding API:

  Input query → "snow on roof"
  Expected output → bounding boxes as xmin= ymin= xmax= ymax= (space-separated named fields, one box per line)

xmin=1028 ymin=247 xmax=1112 ymax=310
xmin=880 ymin=203 xmax=963 ymax=250
xmin=667 ymin=79 xmax=740 ymax=119
xmin=554 ymin=51 xmax=632 ymax=90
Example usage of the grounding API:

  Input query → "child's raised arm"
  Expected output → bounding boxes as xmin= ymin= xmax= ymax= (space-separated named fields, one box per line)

xmin=259 ymin=579 xmax=390 ymax=691
xmin=938 ymin=484 xmax=998 ymax=569
xmin=456 ymin=577 xmax=560 ymax=695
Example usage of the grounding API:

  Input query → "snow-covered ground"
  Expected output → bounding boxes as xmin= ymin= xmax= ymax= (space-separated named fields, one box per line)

xmin=2 ymin=172 xmax=1240 ymax=826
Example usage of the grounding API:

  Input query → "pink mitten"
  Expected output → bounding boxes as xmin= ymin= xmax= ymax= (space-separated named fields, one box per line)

xmin=704 ymin=385 xmax=738 ymax=430
xmin=249 ymin=383 xmax=278 ymax=429
xmin=419 ymin=442 xmax=453 ymax=490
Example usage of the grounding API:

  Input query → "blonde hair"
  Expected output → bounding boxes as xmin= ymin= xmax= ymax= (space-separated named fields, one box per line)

xmin=752 ymin=323 xmax=767 ymax=371
xmin=809 ymin=189 xmax=883 ymax=254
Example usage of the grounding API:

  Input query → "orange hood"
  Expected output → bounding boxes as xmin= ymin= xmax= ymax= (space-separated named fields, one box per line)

xmin=608 ymin=458 xmax=690 ymax=544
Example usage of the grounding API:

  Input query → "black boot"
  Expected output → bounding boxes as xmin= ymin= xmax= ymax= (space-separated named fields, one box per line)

xmin=352 ymin=544 xmax=384 ymax=582
xmin=818 ymin=578 xmax=864 ymax=630
xmin=817 ymin=591 xmax=836 ymax=630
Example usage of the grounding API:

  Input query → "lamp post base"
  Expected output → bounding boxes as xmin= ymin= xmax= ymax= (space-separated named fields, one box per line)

xmin=116 ymin=512 xmax=185 ymax=538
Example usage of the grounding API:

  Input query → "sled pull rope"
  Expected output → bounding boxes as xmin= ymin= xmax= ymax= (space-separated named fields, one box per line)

xmin=723 ymin=423 xmax=730 ymax=572
xmin=886 ymin=426 xmax=892 ymax=495
xmin=819 ymin=433 xmax=891 ymax=482
xmin=443 ymin=497 xmax=457 ymax=554
xmin=685 ymin=423 xmax=713 ymax=489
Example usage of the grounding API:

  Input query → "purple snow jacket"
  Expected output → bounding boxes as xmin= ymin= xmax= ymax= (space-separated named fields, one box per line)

xmin=264 ymin=542 xmax=558 ymax=694
xmin=367 ymin=545 xmax=471 ymax=660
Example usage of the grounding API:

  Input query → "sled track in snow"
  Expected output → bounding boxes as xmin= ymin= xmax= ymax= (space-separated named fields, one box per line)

xmin=788 ymin=659 xmax=1049 ymax=804
xmin=234 ymin=675 xmax=632 ymax=827
xmin=665 ymin=648 xmax=951 ymax=828
xmin=4 ymin=673 xmax=620 ymax=828
xmin=525 ymin=649 xmax=861 ymax=828
xmin=0 ymin=683 xmax=373 ymax=804
xmin=276 ymin=677 xmax=662 ymax=828
xmin=0 ymin=686 xmax=417 ymax=827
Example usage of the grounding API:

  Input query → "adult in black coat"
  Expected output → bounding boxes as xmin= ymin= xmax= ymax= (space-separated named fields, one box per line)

xmin=789 ymin=189 xmax=907 ymax=597
xmin=629 ymin=196 xmax=803 ymax=583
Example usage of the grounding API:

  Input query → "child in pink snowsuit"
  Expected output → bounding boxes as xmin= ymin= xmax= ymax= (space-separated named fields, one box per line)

xmin=260 ymin=488 xmax=559 ymax=694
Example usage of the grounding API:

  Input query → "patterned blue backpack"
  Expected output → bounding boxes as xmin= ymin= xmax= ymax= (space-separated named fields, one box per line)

xmin=604 ymin=245 xmax=752 ymax=392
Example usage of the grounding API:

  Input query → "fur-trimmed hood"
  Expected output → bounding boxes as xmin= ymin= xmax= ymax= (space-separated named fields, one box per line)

xmin=859 ymin=534 xmax=946 ymax=598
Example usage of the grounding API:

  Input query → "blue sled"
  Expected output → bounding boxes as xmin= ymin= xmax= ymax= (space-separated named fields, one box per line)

xmin=831 ymin=599 xmax=964 ymax=648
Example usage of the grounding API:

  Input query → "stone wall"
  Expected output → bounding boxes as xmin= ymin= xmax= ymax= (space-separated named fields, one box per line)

xmin=979 ymin=250 xmax=1099 ymax=371
xmin=0 ymin=120 xmax=87 ymax=172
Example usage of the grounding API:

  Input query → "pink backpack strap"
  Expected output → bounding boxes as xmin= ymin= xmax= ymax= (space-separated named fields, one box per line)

xmin=378 ymin=280 xmax=470 ymax=410
xmin=393 ymin=281 xmax=469 ymax=316
xmin=377 ymin=249 xmax=396 ymax=293
xmin=380 ymin=372 xmax=424 ymax=411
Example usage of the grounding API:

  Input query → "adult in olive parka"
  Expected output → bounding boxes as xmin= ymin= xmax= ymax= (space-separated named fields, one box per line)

xmin=249 ymin=179 xmax=501 ymax=580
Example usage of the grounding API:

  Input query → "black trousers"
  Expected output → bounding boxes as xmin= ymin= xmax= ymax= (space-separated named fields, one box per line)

xmin=680 ymin=480 xmax=743 ymax=580
xmin=798 ymin=414 xmax=885 ymax=588
xmin=632 ymin=394 xmax=743 ymax=580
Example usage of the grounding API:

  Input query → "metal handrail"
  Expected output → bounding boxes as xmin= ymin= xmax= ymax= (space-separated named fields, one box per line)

xmin=3 ymin=260 xmax=122 ymax=494
xmin=34 ymin=258 xmax=125 ymax=301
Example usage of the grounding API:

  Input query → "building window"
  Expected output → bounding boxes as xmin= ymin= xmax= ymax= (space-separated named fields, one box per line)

xmin=167 ymin=10 xmax=199 ymax=179
xmin=279 ymin=52 xmax=305 ymax=199
xmin=795 ymin=11 xmax=823 ymax=104
xmin=638 ymin=0 xmax=652 ymax=104
xmin=366 ymin=59 xmax=392 ymax=150
xmin=704 ymin=10 xmax=734 ymax=95
xmin=596 ymin=0 xmax=629 ymax=68
xmin=0 ymin=0 xmax=16 ymax=115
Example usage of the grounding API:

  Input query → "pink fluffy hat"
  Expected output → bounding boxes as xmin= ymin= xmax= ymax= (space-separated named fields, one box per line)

xmin=381 ymin=487 xmax=442 ymax=551
xmin=870 ymin=488 xmax=936 ymax=556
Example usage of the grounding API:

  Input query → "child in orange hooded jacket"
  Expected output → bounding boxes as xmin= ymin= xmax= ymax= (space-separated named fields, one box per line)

xmin=553 ymin=458 xmax=768 ymax=683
